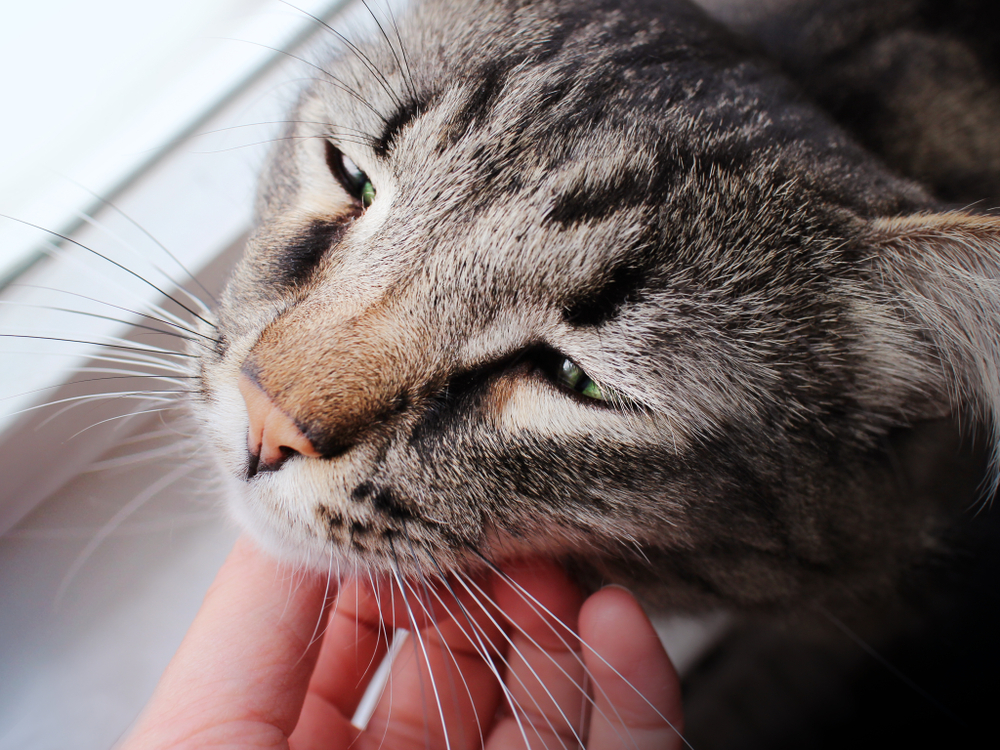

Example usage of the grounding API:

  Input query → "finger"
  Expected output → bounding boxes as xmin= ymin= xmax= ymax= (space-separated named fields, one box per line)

xmin=581 ymin=586 xmax=686 ymax=750
xmin=124 ymin=536 xmax=336 ymax=749
xmin=356 ymin=574 xmax=508 ymax=750
xmin=486 ymin=560 xmax=588 ymax=750
xmin=303 ymin=578 xmax=392 ymax=716
xmin=289 ymin=578 xmax=391 ymax=749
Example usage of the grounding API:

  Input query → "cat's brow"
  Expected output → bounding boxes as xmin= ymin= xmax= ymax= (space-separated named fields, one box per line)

xmin=547 ymin=151 xmax=684 ymax=226
xmin=374 ymin=97 xmax=428 ymax=158
xmin=441 ymin=60 xmax=511 ymax=146
xmin=563 ymin=261 xmax=647 ymax=327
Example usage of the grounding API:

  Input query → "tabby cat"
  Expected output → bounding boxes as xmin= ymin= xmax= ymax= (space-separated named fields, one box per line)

xmin=192 ymin=0 xmax=1000 ymax=745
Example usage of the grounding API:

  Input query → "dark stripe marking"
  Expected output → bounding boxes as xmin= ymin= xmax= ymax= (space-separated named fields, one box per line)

xmin=547 ymin=148 xmax=685 ymax=226
xmin=270 ymin=219 xmax=350 ymax=287
xmin=563 ymin=262 xmax=647 ymax=327
xmin=440 ymin=60 xmax=511 ymax=148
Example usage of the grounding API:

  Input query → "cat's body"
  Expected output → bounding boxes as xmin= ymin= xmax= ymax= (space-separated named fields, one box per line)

xmin=702 ymin=0 xmax=1000 ymax=207
xmin=191 ymin=0 xmax=1000 ymax=745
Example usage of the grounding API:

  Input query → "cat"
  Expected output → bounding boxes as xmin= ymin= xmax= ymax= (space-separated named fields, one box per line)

xmin=197 ymin=0 xmax=993 ymax=606
xmin=186 ymin=0 xmax=999 ymax=745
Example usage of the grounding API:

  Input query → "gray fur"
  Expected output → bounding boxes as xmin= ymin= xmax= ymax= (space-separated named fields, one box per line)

xmin=704 ymin=0 xmax=1000 ymax=206
xmin=196 ymin=0 xmax=998 ymax=626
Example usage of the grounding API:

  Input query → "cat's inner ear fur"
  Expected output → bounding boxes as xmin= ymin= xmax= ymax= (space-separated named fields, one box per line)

xmin=872 ymin=211 xmax=1000 ymax=491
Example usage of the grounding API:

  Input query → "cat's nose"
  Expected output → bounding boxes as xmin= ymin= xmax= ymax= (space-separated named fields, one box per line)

xmin=238 ymin=373 xmax=320 ymax=477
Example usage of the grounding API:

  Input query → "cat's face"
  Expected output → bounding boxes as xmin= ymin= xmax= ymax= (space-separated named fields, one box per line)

xmin=194 ymin=0 xmax=994 ymax=612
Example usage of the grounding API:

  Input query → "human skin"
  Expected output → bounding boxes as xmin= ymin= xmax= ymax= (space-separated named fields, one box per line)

xmin=120 ymin=537 xmax=684 ymax=750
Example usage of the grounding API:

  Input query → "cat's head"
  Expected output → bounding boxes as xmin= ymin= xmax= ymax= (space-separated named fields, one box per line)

xmin=195 ymin=0 xmax=1000 ymax=612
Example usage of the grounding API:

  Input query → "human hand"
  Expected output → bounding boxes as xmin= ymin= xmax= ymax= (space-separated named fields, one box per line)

xmin=121 ymin=537 xmax=685 ymax=749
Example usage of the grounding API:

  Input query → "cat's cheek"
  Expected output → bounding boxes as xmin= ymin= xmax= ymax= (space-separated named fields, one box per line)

xmin=488 ymin=378 xmax=604 ymax=434
xmin=489 ymin=376 xmax=687 ymax=449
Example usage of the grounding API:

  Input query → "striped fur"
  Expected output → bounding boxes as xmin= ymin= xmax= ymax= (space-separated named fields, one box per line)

xmin=195 ymin=0 xmax=1000 ymax=620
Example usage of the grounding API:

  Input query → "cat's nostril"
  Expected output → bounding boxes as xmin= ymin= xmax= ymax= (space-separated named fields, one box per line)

xmin=238 ymin=373 xmax=320 ymax=477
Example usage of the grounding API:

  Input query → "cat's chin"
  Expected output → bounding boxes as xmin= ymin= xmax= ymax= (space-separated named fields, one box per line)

xmin=222 ymin=477 xmax=337 ymax=571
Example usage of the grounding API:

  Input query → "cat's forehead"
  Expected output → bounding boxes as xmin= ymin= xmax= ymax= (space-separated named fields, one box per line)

xmin=306 ymin=0 xmax=917 ymax=248
xmin=253 ymin=0 xmax=929 ymax=331
xmin=316 ymin=0 xmax=754 ymax=163
xmin=298 ymin=1 xmax=765 ymax=286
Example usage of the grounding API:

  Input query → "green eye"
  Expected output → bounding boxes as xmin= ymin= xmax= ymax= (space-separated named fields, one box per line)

xmin=557 ymin=358 xmax=606 ymax=401
xmin=361 ymin=180 xmax=375 ymax=208
xmin=341 ymin=154 xmax=376 ymax=208
xmin=325 ymin=142 xmax=376 ymax=208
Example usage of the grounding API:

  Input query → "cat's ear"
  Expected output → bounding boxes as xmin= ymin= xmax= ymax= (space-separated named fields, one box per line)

xmin=871 ymin=211 xmax=1000 ymax=487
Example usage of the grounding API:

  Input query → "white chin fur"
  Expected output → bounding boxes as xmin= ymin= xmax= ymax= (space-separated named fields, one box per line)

xmin=222 ymin=475 xmax=338 ymax=572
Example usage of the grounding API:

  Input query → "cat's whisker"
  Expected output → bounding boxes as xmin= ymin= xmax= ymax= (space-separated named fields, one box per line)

xmin=68 ymin=207 xmax=213 ymax=315
xmin=8 ymin=390 xmax=185 ymax=427
xmin=367 ymin=571 xmax=409 ymax=732
xmin=191 ymin=133 xmax=380 ymax=156
xmin=2 ymin=323 xmax=191 ymax=353
xmin=451 ymin=570 xmax=595 ymax=750
xmin=277 ymin=0 xmax=405 ymax=112
xmin=0 ymin=334 xmax=197 ymax=359
xmin=8 ymin=285 xmax=218 ymax=341
xmin=387 ymin=539 xmax=447 ymax=750
xmin=377 ymin=0 xmax=419 ymax=102
xmin=39 ymin=356 xmax=191 ymax=383
xmin=69 ymin=350 xmax=194 ymax=374
xmin=358 ymin=0 xmax=413 ymax=107
xmin=347 ymin=559 xmax=391 ymax=691
xmin=67 ymin=405 xmax=179 ymax=431
xmin=70 ymin=367 xmax=193 ymax=384
xmin=242 ymin=88 xmax=384 ymax=144
xmin=817 ymin=605 xmax=966 ymax=728
xmin=474 ymin=560 xmax=692 ymax=749
xmin=57 ymin=176 xmax=218 ymax=308
xmin=463 ymin=558 xmax=645 ymax=745
xmin=0 ymin=302 xmax=210 ymax=349
xmin=383 ymin=561 xmax=428 ymax=747
xmin=399 ymin=538 xmax=483 ymax=746
xmin=84 ymin=434 xmax=206 ymax=473
xmin=192 ymin=119 xmax=378 ymax=143
xmin=0 ymin=378 xmax=189 ymax=441
xmin=373 ymin=579 xmax=403 ymax=744
xmin=0 ymin=374 xmax=194 ymax=408
xmin=418 ymin=566 xmax=564 ymax=749
xmin=0 ymin=215 xmax=216 ymax=330
xmin=298 ymin=548 xmax=339 ymax=664
xmin=399 ymin=575 xmax=481 ymax=748
xmin=218 ymin=36 xmax=390 ymax=125
xmin=326 ymin=131 xmax=380 ymax=149
xmin=6 ymin=236 xmax=212 ymax=340
xmin=6 ymin=510 xmax=218 ymax=541
xmin=415 ymin=548 xmax=552 ymax=748
xmin=115 ymin=423 xmax=200 ymax=445
xmin=623 ymin=536 xmax=654 ymax=569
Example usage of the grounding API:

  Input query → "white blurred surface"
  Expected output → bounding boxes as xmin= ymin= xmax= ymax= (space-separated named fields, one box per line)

xmin=0 ymin=1 xmax=360 ymax=746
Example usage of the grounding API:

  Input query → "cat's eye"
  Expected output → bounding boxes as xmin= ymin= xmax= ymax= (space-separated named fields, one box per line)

xmin=325 ymin=142 xmax=375 ymax=208
xmin=556 ymin=358 xmax=606 ymax=401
